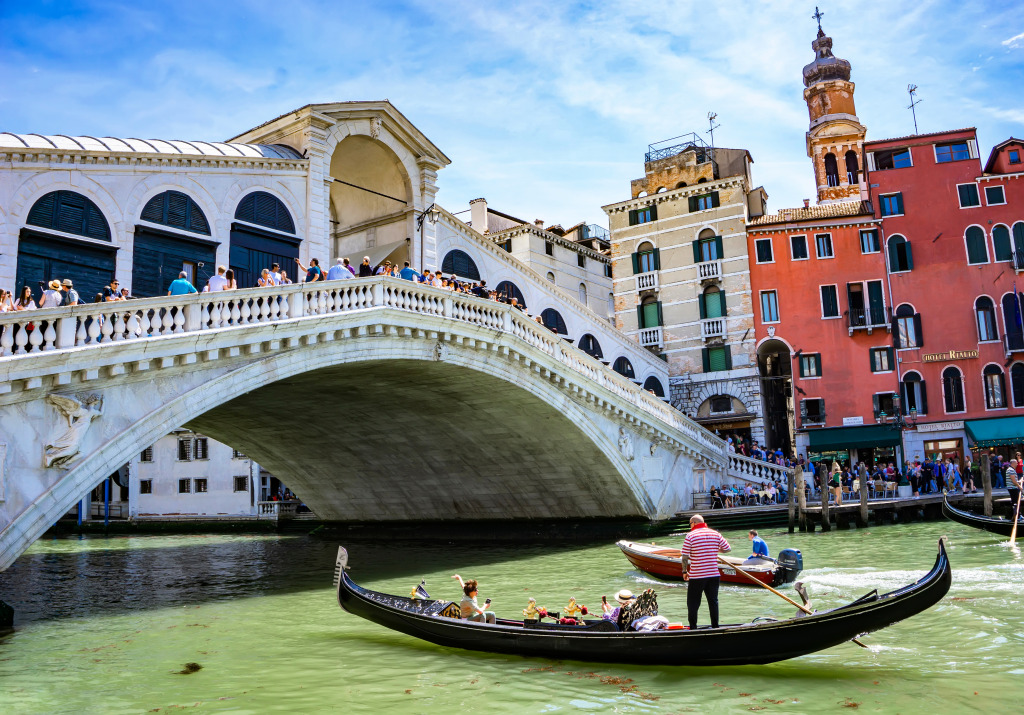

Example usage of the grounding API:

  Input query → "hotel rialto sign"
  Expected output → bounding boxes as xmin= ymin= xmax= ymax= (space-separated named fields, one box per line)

xmin=922 ymin=349 xmax=979 ymax=363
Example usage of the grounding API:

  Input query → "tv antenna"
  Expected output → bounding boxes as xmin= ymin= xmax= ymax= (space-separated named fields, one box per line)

xmin=706 ymin=111 xmax=720 ymax=149
xmin=907 ymin=84 xmax=922 ymax=135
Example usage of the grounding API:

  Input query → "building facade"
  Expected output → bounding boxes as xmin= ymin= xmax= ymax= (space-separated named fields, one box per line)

xmin=604 ymin=136 xmax=768 ymax=441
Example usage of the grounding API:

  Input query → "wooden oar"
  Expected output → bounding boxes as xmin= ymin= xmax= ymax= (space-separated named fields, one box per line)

xmin=1010 ymin=487 xmax=1023 ymax=541
xmin=718 ymin=555 xmax=868 ymax=649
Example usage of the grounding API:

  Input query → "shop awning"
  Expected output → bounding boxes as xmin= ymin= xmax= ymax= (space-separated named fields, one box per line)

xmin=805 ymin=425 xmax=901 ymax=452
xmin=965 ymin=416 xmax=1024 ymax=448
xmin=365 ymin=238 xmax=411 ymax=270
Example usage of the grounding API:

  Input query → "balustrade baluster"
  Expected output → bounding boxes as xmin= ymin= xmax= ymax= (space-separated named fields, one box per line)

xmin=101 ymin=312 xmax=115 ymax=342
xmin=240 ymin=299 xmax=252 ymax=324
xmin=112 ymin=313 xmax=126 ymax=341
xmin=42 ymin=321 xmax=57 ymax=350
xmin=28 ymin=323 xmax=44 ymax=352
xmin=0 ymin=324 xmax=13 ymax=356
xmin=201 ymin=303 xmax=212 ymax=329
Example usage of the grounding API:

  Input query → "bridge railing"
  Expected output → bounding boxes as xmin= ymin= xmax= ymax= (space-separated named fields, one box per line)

xmin=727 ymin=452 xmax=793 ymax=485
xmin=0 ymin=276 xmax=729 ymax=460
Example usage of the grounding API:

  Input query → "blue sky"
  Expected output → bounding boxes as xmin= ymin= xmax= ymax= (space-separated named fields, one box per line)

xmin=2 ymin=1 xmax=1022 ymax=228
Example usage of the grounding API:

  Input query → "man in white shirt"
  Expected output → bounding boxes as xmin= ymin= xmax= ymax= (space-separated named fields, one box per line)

xmin=270 ymin=263 xmax=284 ymax=285
xmin=206 ymin=265 xmax=229 ymax=292
xmin=327 ymin=258 xmax=352 ymax=280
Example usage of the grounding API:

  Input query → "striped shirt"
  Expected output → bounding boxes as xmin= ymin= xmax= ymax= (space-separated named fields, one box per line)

xmin=680 ymin=524 xmax=731 ymax=579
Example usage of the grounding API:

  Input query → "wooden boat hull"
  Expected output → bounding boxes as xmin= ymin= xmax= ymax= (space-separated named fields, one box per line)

xmin=335 ymin=540 xmax=951 ymax=666
xmin=615 ymin=540 xmax=797 ymax=587
xmin=942 ymin=495 xmax=1022 ymax=538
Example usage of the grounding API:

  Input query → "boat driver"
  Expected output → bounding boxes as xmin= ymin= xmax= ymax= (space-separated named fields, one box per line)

xmin=452 ymin=574 xmax=496 ymax=624
xmin=746 ymin=529 xmax=770 ymax=562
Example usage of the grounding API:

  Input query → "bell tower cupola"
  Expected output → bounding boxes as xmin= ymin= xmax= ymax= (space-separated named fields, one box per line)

xmin=803 ymin=7 xmax=867 ymax=204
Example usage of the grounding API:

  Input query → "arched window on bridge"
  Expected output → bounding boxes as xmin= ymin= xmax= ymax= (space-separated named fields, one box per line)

xmin=441 ymin=249 xmax=481 ymax=281
xmin=578 ymin=333 xmax=603 ymax=360
xmin=231 ymin=191 xmax=300 ymax=288
xmin=541 ymin=308 xmax=568 ymax=335
xmin=495 ymin=280 xmax=526 ymax=309
xmin=643 ymin=376 xmax=666 ymax=397
xmin=133 ymin=191 xmax=216 ymax=297
xmin=20 ymin=190 xmax=115 ymax=303
xmin=612 ymin=357 xmax=636 ymax=380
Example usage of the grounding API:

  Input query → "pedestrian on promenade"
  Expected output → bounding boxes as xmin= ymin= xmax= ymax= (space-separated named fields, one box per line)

xmin=398 ymin=261 xmax=419 ymax=281
xmin=61 ymin=279 xmax=79 ymax=306
xmin=0 ymin=289 xmax=12 ymax=312
xmin=358 ymin=256 xmax=373 ymax=277
xmin=963 ymin=457 xmax=976 ymax=493
xmin=167 ymin=271 xmax=197 ymax=296
xmin=295 ymin=257 xmax=322 ymax=283
xmin=679 ymin=514 xmax=731 ymax=629
xmin=15 ymin=286 xmax=36 ymax=310
xmin=830 ymin=461 xmax=843 ymax=504
xmin=224 ymin=269 xmax=237 ymax=289
xmin=40 ymin=280 xmax=63 ymax=308
xmin=327 ymin=258 xmax=352 ymax=281
xmin=102 ymin=280 xmax=122 ymax=302
xmin=206 ymin=265 xmax=229 ymax=292
xmin=258 ymin=268 xmax=274 ymax=287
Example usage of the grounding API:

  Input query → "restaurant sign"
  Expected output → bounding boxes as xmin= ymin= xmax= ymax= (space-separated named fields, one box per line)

xmin=922 ymin=349 xmax=978 ymax=363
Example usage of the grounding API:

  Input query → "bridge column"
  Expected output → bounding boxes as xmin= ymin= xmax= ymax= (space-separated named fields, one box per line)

xmin=55 ymin=317 xmax=77 ymax=349
xmin=184 ymin=303 xmax=202 ymax=332
xmin=289 ymin=290 xmax=305 ymax=319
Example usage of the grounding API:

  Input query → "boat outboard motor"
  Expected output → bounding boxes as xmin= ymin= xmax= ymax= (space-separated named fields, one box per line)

xmin=776 ymin=549 xmax=803 ymax=584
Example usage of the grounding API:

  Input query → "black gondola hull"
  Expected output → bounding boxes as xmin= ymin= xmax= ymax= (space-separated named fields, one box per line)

xmin=335 ymin=541 xmax=951 ymax=666
xmin=942 ymin=495 xmax=1022 ymax=538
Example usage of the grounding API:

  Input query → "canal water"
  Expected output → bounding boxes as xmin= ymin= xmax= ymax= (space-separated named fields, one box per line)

xmin=0 ymin=521 xmax=1020 ymax=713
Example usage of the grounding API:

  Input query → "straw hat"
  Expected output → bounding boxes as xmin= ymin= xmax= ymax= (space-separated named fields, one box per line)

xmin=615 ymin=589 xmax=634 ymax=605
xmin=48 ymin=280 xmax=61 ymax=290
xmin=62 ymin=279 xmax=74 ymax=287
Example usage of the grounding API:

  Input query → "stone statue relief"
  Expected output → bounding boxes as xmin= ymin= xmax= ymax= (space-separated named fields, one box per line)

xmin=618 ymin=426 xmax=635 ymax=462
xmin=370 ymin=116 xmax=382 ymax=139
xmin=44 ymin=394 xmax=104 ymax=469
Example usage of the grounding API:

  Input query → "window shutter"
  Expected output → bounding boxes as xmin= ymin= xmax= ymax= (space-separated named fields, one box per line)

xmin=656 ymin=301 xmax=663 ymax=326
xmin=872 ymin=394 xmax=880 ymax=418
xmin=692 ymin=240 xmax=701 ymax=263
xmin=628 ymin=209 xmax=636 ymax=226
xmin=714 ymin=235 xmax=723 ymax=258
xmin=719 ymin=289 xmax=727 ymax=315
xmin=871 ymin=349 xmax=877 ymax=373
xmin=887 ymin=348 xmax=894 ymax=369
xmin=904 ymin=240 xmax=914 ymax=270
xmin=724 ymin=345 xmax=733 ymax=370
xmin=919 ymin=380 xmax=928 ymax=414
xmin=896 ymin=194 xmax=905 ymax=215
xmin=967 ymin=139 xmax=979 ymax=159
xmin=711 ymin=191 xmax=720 ymax=208
xmin=652 ymin=248 xmax=661 ymax=270
xmin=888 ymin=239 xmax=899 ymax=272
xmin=636 ymin=305 xmax=644 ymax=328
xmin=631 ymin=252 xmax=640 ymax=274
xmin=698 ymin=293 xmax=707 ymax=320
xmin=649 ymin=205 xmax=658 ymax=221
xmin=798 ymin=357 xmax=806 ymax=378
xmin=689 ymin=196 xmax=698 ymax=212
xmin=702 ymin=348 xmax=710 ymax=372
xmin=141 ymin=195 xmax=165 ymax=223
xmin=892 ymin=316 xmax=902 ymax=348
xmin=866 ymin=152 xmax=876 ymax=172
xmin=913 ymin=313 xmax=923 ymax=347
xmin=815 ymin=354 xmax=822 ymax=376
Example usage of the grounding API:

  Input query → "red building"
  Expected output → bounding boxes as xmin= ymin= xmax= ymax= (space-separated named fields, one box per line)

xmin=747 ymin=23 xmax=1024 ymax=469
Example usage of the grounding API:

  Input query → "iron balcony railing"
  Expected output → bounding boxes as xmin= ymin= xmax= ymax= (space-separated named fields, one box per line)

xmin=845 ymin=307 xmax=892 ymax=330
xmin=800 ymin=412 xmax=827 ymax=427
xmin=1005 ymin=333 xmax=1024 ymax=354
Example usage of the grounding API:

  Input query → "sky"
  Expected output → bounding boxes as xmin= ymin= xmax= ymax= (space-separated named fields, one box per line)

xmin=2 ymin=0 xmax=1022 ymax=228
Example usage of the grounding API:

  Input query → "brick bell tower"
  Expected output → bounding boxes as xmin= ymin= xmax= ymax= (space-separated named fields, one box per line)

xmin=803 ymin=8 xmax=867 ymax=204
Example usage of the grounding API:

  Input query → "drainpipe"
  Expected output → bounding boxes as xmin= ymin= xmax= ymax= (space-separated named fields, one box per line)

xmin=880 ymin=221 xmax=906 ymax=470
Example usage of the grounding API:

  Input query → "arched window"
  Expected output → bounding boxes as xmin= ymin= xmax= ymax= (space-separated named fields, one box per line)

xmin=901 ymin=371 xmax=927 ymax=416
xmin=541 ymin=308 xmax=567 ymax=335
xmin=1014 ymin=223 xmax=1024 ymax=268
xmin=893 ymin=303 xmax=922 ymax=348
xmin=495 ymin=280 xmax=526 ymax=308
xmin=697 ymin=178 xmax=708 ymax=184
xmin=607 ymin=292 xmax=615 ymax=318
xmin=578 ymin=334 xmax=603 ymax=359
xmin=27 ymin=190 xmax=110 ymax=241
xmin=441 ymin=250 xmax=481 ymax=281
xmin=965 ymin=226 xmax=989 ymax=264
xmin=643 ymin=376 xmax=666 ymax=397
xmin=887 ymin=235 xmax=913 ymax=272
xmin=693 ymin=228 xmax=721 ymax=264
xmin=675 ymin=181 xmax=688 ymax=189
xmin=975 ymin=297 xmax=998 ymax=341
xmin=993 ymin=225 xmax=1013 ymax=262
xmin=635 ymin=241 xmax=658 ymax=273
xmin=546 ymin=271 xmax=555 ymax=283
xmin=984 ymin=364 xmax=1007 ymax=409
xmin=701 ymin=286 xmax=726 ymax=319
xmin=1003 ymin=293 xmax=1024 ymax=351
xmin=824 ymin=152 xmax=840 ymax=187
xmin=655 ymin=187 xmax=667 ymax=193
xmin=845 ymin=150 xmax=860 ymax=183
xmin=141 ymin=191 xmax=210 ymax=235
xmin=235 ymin=191 xmax=296 ymax=234
xmin=578 ymin=283 xmax=588 ymax=305
xmin=942 ymin=366 xmax=965 ymax=413
xmin=638 ymin=296 xmax=662 ymax=329
xmin=1011 ymin=363 xmax=1024 ymax=407
xmin=612 ymin=357 xmax=635 ymax=379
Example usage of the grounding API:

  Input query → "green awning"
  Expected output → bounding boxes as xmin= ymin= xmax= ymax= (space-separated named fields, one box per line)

xmin=965 ymin=416 xmax=1024 ymax=448
xmin=806 ymin=425 xmax=901 ymax=452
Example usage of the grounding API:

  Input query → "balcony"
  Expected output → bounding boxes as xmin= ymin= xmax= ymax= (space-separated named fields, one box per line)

xmin=639 ymin=326 xmax=664 ymax=348
xmin=698 ymin=260 xmax=722 ymax=283
xmin=800 ymin=412 xmax=826 ymax=427
xmin=636 ymin=271 xmax=659 ymax=292
xmin=845 ymin=307 xmax=892 ymax=336
xmin=700 ymin=317 xmax=726 ymax=340
xmin=1015 ymin=253 xmax=1024 ymax=272
xmin=1005 ymin=333 xmax=1024 ymax=356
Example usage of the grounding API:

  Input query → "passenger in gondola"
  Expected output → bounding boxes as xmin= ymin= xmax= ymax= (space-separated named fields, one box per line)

xmin=601 ymin=589 xmax=634 ymax=622
xmin=451 ymin=574 xmax=495 ymax=624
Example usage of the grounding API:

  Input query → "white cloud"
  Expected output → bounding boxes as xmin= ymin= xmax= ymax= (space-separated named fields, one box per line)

xmin=1002 ymin=31 xmax=1024 ymax=48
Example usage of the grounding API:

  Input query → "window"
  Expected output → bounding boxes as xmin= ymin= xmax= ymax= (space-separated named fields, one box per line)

xmin=501 ymin=239 xmax=512 ymax=252
xmin=942 ymin=367 xmax=965 ymax=413
xmin=688 ymin=192 xmax=720 ymax=212
xmin=545 ymin=241 xmax=553 ymax=256
xmin=1010 ymin=149 xmax=1021 ymax=164
xmin=1003 ymin=293 xmax=1024 ymax=351
xmin=628 ymin=206 xmax=657 ymax=225
xmin=26 ymin=190 xmax=112 ymax=241
xmin=637 ymin=299 xmax=662 ymax=329
xmin=700 ymin=286 xmax=727 ymax=320
xmin=578 ymin=283 xmax=587 ymax=304
xmin=893 ymin=304 xmax=922 ymax=349
xmin=965 ymin=226 xmax=989 ymax=264
xmin=579 ymin=334 xmax=603 ymax=359
xmin=984 ymin=365 xmax=1006 ymax=409
xmin=870 ymin=347 xmax=894 ymax=372
xmin=702 ymin=345 xmax=732 ymax=372
xmin=902 ymin=372 xmax=928 ymax=416
xmin=985 ymin=186 xmax=1006 ymax=205
xmin=860 ymin=229 xmax=880 ymax=254
xmin=791 ymin=234 xmax=808 ymax=260
xmin=612 ymin=357 xmax=636 ymax=379
xmin=873 ymin=148 xmax=912 ymax=170
xmin=1015 ymin=224 xmax=1024 ymax=269
xmin=801 ymin=398 xmax=825 ymax=425
xmin=880 ymin=193 xmax=905 ymax=216
xmin=235 ymin=191 xmax=295 ymax=234
xmin=976 ymin=297 xmax=999 ymax=341
xmin=195 ymin=478 xmax=209 ymax=494
xmin=1012 ymin=363 xmax=1024 ymax=407
xmin=177 ymin=438 xmax=192 ymax=462
xmin=635 ymin=242 xmax=659 ymax=273
xmin=957 ymin=184 xmax=981 ymax=208
xmin=234 ymin=476 xmax=248 ymax=493
xmin=760 ymin=290 xmax=779 ymax=323
xmin=578 ymin=254 xmax=586 ymax=268
xmin=604 ymin=263 xmax=612 ymax=278
xmin=710 ymin=395 xmax=732 ymax=413
xmin=194 ymin=437 xmax=209 ymax=460
xmin=824 ymin=153 xmax=840 ymax=187
xmin=541 ymin=308 xmax=568 ymax=334
xmin=140 ymin=479 xmax=153 ymax=495
xmin=755 ymin=238 xmax=773 ymax=263
xmin=441 ymin=250 xmax=481 ymax=281
xmin=799 ymin=354 xmax=822 ymax=378
xmin=692 ymin=235 xmax=722 ymax=263
xmin=888 ymin=235 xmax=913 ymax=272
xmin=232 ymin=449 xmax=246 ymax=459
xmin=872 ymin=392 xmax=896 ymax=420
xmin=644 ymin=376 xmax=666 ymax=397
xmin=820 ymin=285 xmax=840 ymax=318
xmin=845 ymin=151 xmax=860 ymax=183
xmin=178 ymin=478 xmax=192 ymax=494
xmin=814 ymin=233 xmax=834 ymax=259
xmin=546 ymin=271 xmax=555 ymax=284
xmin=993 ymin=225 xmax=1013 ymax=262
xmin=140 ymin=190 xmax=211 ymax=235
xmin=140 ymin=446 xmax=154 ymax=463
xmin=934 ymin=142 xmax=971 ymax=163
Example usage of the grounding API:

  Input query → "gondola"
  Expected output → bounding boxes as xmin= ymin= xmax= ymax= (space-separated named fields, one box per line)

xmin=616 ymin=540 xmax=803 ymax=587
xmin=333 ymin=540 xmax=951 ymax=666
xmin=942 ymin=494 xmax=1022 ymax=538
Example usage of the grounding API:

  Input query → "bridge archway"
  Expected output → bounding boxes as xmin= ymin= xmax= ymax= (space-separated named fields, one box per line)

xmin=757 ymin=338 xmax=793 ymax=453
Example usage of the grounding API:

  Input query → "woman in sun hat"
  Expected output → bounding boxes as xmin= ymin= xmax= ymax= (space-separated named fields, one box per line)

xmin=601 ymin=589 xmax=635 ymax=621
xmin=39 ymin=280 xmax=63 ymax=308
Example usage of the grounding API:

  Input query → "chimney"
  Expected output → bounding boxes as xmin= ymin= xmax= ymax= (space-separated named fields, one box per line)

xmin=534 ymin=219 xmax=544 ymax=228
xmin=469 ymin=198 xmax=488 ymax=234
xmin=803 ymin=198 xmax=810 ymax=209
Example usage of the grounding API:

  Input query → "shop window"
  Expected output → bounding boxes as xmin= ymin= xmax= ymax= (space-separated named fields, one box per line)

xmin=984 ymin=365 xmax=1007 ymax=409
xmin=942 ymin=367 xmax=966 ymax=413
xmin=976 ymin=297 xmax=999 ymax=341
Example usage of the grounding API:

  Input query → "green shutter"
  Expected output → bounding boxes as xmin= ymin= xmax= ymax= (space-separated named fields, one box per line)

xmin=628 ymin=209 xmax=636 ymax=226
xmin=904 ymin=240 xmax=914 ymax=270
xmin=719 ymin=289 xmax=727 ymax=315
xmin=799 ymin=356 xmax=806 ymax=378
xmin=896 ymin=193 xmax=904 ymax=214
xmin=631 ymin=252 xmax=640 ymax=274
xmin=689 ymin=196 xmax=698 ymax=212
xmin=698 ymin=293 xmax=707 ymax=319
xmin=870 ymin=349 xmax=877 ymax=373
xmin=815 ymin=354 xmax=822 ymax=376
xmin=692 ymin=240 xmax=701 ymax=263
xmin=887 ymin=348 xmax=894 ymax=369
xmin=702 ymin=348 xmax=710 ymax=372
xmin=652 ymin=248 xmax=661 ymax=270
xmin=711 ymin=191 xmax=720 ymax=208
xmin=714 ymin=235 xmax=723 ymax=258
xmin=872 ymin=394 xmax=880 ymax=418
xmin=913 ymin=313 xmax=923 ymax=347
xmin=708 ymin=347 xmax=728 ymax=372
xmin=920 ymin=380 xmax=928 ymax=414
xmin=892 ymin=316 xmax=902 ymax=348
xmin=649 ymin=205 xmax=658 ymax=221
xmin=888 ymin=239 xmax=899 ymax=272
xmin=724 ymin=345 xmax=733 ymax=370
xmin=636 ymin=304 xmax=644 ymax=328
xmin=656 ymin=301 xmax=663 ymax=326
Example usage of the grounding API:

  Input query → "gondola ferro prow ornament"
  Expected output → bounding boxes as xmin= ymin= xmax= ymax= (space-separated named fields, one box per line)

xmin=333 ymin=546 xmax=350 ymax=589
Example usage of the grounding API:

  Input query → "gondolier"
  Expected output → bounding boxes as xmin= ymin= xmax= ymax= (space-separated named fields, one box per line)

xmin=679 ymin=515 xmax=731 ymax=629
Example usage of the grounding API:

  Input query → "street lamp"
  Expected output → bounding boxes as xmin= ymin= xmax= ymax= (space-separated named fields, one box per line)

xmin=416 ymin=204 xmax=441 ymax=271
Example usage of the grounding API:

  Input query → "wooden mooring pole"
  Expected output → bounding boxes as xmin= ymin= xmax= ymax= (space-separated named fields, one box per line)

xmin=819 ymin=464 xmax=831 ymax=532
xmin=787 ymin=468 xmax=796 ymax=533
xmin=982 ymin=451 xmax=993 ymax=516
xmin=858 ymin=462 xmax=869 ymax=527
xmin=797 ymin=469 xmax=807 ymax=531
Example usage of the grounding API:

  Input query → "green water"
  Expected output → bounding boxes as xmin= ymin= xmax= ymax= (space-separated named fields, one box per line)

xmin=0 ymin=522 xmax=1020 ymax=713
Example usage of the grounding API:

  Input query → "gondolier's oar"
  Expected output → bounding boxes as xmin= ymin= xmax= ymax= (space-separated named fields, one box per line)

xmin=718 ymin=555 xmax=868 ymax=649
xmin=1010 ymin=487 xmax=1023 ymax=541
